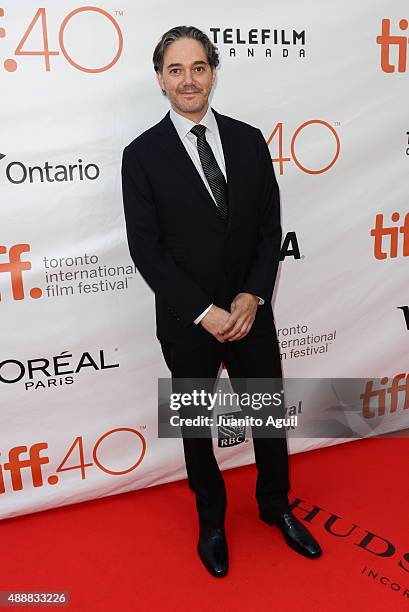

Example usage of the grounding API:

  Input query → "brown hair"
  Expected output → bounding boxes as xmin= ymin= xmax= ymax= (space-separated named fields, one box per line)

xmin=153 ymin=25 xmax=220 ymax=74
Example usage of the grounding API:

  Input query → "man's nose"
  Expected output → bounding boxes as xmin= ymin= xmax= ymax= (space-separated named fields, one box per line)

xmin=182 ymin=69 xmax=195 ymax=85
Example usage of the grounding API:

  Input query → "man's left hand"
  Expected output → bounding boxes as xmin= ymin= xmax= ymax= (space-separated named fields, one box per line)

xmin=219 ymin=292 xmax=259 ymax=341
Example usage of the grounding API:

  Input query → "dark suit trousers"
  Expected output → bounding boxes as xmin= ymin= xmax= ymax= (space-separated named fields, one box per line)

xmin=159 ymin=329 xmax=291 ymax=528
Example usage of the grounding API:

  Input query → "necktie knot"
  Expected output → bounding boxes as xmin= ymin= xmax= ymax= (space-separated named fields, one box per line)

xmin=190 ymin=124 xmax=207 ymax=139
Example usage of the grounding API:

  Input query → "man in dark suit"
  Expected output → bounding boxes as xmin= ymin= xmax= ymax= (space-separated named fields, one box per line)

xmin=121 ymin=25 xmax=322 ymax=577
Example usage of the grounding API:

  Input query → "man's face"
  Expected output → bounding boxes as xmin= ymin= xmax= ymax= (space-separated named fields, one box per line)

xmin=156 ymin=37 xmax=216 ymax=117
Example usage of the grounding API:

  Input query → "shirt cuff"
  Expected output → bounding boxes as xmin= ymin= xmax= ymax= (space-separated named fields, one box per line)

xmin=255 ymin=295 xmax=265 ymax=305
xmin=194 ymin=303 xmax=213 ymax=324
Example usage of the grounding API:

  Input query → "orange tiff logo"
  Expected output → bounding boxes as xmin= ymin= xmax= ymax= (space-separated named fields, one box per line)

xmin=376 ymin=18 xmax=408 ymax=73
xmin=370 ymin=213 xmax=409 ymax=260
xmin=0 ymin=243 xmax=42 ymax=301
xmin=0 ymin=443 xmax=49 ymax=492
xmin=0 ymin=429 xmax=147 ymax=494
xmin=361 ymin=374 xmax=409 ymax=418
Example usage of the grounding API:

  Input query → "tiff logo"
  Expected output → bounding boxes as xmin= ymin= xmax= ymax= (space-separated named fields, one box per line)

xmin=0 ymin=443 xmax=49 ymax=493
xmin=361 ymin=374 xmax=409 ymax=418
xmin=370 ymin=213 xmax=409 ymax=260
xmin=0 ymin=244 xmax=42 ymax=301
xmin=376 ymin=18 xmax=408 ymax=73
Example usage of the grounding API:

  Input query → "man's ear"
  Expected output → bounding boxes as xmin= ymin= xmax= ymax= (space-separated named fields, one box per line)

xmin=211 ymin=66 xmax=217 ymax=86
xmin=155 ymin=69 xmax=167 ymax=96
xmin=155 ymin=70 xmax=163 ymax=88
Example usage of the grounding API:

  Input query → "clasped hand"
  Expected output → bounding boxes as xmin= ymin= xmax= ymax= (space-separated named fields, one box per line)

xmin=200 ymin=292 xmax=259 ymax=342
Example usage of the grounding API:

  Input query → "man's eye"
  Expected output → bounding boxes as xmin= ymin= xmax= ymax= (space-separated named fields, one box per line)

xmin=170 ymin=69 xmax=180 ymax=74
xmin=195 ymin=67 xmax=204 ymax=72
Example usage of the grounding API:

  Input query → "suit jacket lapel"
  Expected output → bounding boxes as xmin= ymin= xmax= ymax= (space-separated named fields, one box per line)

xmin=154 ymin=109 xmax=239 ymax=231
xmin=155 ymin=111 xmax=221 ymax=220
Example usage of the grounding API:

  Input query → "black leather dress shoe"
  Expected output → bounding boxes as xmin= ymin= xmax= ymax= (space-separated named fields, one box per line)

xmin=260 ymin=511 xmax=322 ymax=559
xmin=197 ymin=526 xmax=228 ymax=577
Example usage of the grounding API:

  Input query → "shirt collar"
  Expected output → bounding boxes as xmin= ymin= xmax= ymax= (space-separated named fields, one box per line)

xmin=169 ymin=105 xmax=217 ymax=140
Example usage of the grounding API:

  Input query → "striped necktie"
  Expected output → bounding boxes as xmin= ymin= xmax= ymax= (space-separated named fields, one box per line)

xmin=190 ymin=124 xmax=228 ymax=222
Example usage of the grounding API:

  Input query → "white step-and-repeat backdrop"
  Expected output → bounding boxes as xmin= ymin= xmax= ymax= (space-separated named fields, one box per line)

xmin=1 ymin=1 xmax=407 ymax=519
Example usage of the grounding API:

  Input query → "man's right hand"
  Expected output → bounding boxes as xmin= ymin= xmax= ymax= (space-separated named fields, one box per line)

xmin=200 ymin=305 xmax=231 ymax=343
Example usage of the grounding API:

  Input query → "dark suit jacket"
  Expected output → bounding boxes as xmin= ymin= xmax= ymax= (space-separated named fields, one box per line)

xmin=121 ymin=107 xmax=282 ymax=344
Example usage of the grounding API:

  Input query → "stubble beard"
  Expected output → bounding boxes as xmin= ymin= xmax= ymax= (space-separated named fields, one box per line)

xmin=171 ymin=89 xmax=210 ymax=117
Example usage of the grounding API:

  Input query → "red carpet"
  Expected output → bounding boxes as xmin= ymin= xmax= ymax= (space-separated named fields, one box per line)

xmin=1 ymin=435 xmax=408 ymax=611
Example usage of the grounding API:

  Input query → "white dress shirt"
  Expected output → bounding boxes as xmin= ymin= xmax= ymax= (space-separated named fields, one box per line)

xmin=170 ymin=105 xmax=227 ymax=201
xmin=169 ymin=106 xmax=264 ymax=325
